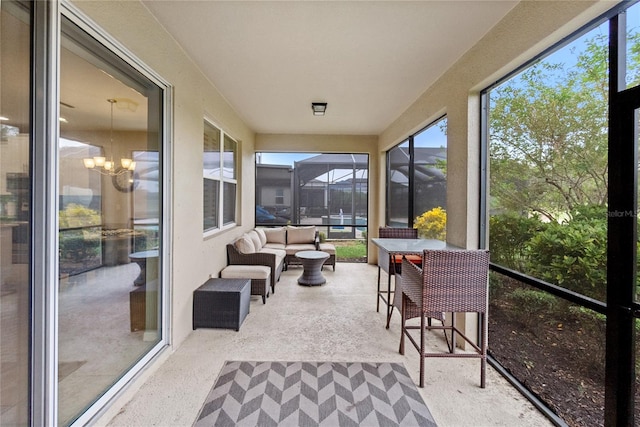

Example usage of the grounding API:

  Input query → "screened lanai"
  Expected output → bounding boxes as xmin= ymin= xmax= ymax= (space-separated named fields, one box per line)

xmin=256 ymin=153 xmax=368 ymax=239
xmin=387 ymin=146 xmax=446 ymax=227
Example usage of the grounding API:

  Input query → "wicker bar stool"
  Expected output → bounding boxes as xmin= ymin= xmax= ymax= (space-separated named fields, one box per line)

xmin=376 ymin=227 xmax=419 ymax=325
xmin=399 ymin=250 xmax=490 ymax=388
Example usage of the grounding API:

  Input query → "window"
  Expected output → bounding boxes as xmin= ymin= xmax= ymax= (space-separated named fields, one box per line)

xmin=203 ymin=121 xmax=237 ymax=232
xmin=483 ymin=17 xmax=610 ymax=426
xmin=58 ymin=14 xmax=166 ymax=425
xmin=626 ymin=2 xmax=640 ymax=90
xmin=0 ymin=2 xmax=31 ymax=424
xmin=255 ymin=152 xmax=368 ymax=240
xmin=385 ymin=116 xmax=447 ymax=234
xmin=275 ymin=188 xmax=284 ymax=205
xmin=387 ymin=140 xmax=410 ymax=227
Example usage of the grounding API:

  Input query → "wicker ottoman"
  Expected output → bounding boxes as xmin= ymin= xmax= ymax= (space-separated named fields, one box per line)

xmin=318 ymin=243 xmax=336 ymax=270
xmin=220 ymin=265 xmax=271 ymax=303
xmin=193 ymin=278 xmax=250 ymax=331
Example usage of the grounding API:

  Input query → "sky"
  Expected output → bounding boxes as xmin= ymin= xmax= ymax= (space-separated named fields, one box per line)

xmin=257 ymin=152 xmax=315 ymax=166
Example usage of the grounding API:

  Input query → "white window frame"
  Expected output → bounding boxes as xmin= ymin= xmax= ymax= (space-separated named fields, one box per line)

xmin=203 ymin=118 xmax=237 ymax=235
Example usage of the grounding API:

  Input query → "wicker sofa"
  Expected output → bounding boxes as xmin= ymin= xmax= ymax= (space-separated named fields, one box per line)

xmin=262 ymin=226 xmax=335 ymax=271
xmin=226 ymin=227 xmax=335 ymax=288
xmin=226 ymin=231 xmax=285 ymax=294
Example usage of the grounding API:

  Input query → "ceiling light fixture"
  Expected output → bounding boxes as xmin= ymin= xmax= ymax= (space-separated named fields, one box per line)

xmin=83 ymin=99 xmax=135 ymax=175
xmin=311 ymin=102 xmax=327 ymax=116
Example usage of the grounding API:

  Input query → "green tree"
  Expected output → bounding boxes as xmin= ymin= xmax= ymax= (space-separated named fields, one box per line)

xmin=489 ymin=34 xmax=609 ymax=220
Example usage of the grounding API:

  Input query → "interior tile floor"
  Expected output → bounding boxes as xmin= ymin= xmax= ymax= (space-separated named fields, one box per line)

xmin=59 ymin=263 xmax=157 ymax=425
xmin=98 ymin=262 xmax=553 ymax=427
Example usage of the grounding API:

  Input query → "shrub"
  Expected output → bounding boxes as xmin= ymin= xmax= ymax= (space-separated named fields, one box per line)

xmin=525 ymin=206 xmax=607 ymax=300
xmin=489 ymin=271 xmax=509 ymax=300
xmin=489 ymin=213 xmax=546 ymax=270
xmin=508 ymin=288 xmax=558 ymax=326
xmin=59 ymin=203 xmax=101 ymax=229
xmin=566 ymin=305 xmax=606 ymax=373
xmin=59 ymin=229 xmax=101 ymax=262
xmin=413 ymin=207 xmax=446 ymax=240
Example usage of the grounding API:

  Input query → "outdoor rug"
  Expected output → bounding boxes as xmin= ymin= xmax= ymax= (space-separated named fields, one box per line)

xmin=194 ymin=361 xmax=437 ymax=427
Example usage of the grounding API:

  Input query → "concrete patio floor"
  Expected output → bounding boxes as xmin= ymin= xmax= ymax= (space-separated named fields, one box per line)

xmin=98 ymin=262 xmax=553 ymax=427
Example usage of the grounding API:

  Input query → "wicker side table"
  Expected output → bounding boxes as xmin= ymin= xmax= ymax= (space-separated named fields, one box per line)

xmin=193 ymin=278 xmax=250 ymax=331
xmin=295 ymin=250 xmax=330 ymax=286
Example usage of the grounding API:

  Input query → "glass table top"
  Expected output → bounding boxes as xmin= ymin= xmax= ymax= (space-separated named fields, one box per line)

xmin=371 ymin=238 xmax=462 ymax=253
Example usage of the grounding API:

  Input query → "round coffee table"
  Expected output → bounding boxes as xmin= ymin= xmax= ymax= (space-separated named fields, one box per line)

xmin=295 ymin=250 xmax=330 ymax=286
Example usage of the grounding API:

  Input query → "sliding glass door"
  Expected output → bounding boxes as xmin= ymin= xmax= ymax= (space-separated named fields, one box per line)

xmin=0 ymin=1 xmax=32 ymax=424
xmin=57 ymin=15 xmax=165 ymax=426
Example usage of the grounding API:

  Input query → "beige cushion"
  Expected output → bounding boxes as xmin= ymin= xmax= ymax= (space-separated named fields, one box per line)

xmin=221 ymin=265 xmax=270 ymax=279
xmin=319 ymin=243 xmax=336 ymax=255
xmin=259 ymin=247 xmax=286 ymax=259
xmin=259 ymin=249 xmax=286 ymax=267
xmin=234 ymin=235 xmax=255 ymax=254
xmin=264 ymin=242 xmax=286 ymax=251
xmin=254 ymin=228 xmax=267 ymax=247
xmin=247 ymin=230 xmax=262 ymax=250
xmin=263 ymin=227 xmax=286 ymax=244
xmin=285 ymin=243 xmax=316 ymax=255
xmin=286 ymin=225 xmax=316 ymax=244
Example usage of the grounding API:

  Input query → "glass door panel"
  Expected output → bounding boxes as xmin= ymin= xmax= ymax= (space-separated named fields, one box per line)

xmin=413 ymin=117 xmax=447 ymax=239
xmin=626 ymin=2 xmax=640 ymax=90
xmin=633 ymin=109 xmax=640 ymax=306
xmin=387 ymin=141 xmax=410 ymax=227
xmin=58 ymin=17 xmax=163 ymax=425
xmin=632 ymin=104 xmax=640 ymax=421
xmin=0 ymin=2 xmax=31 ymax=424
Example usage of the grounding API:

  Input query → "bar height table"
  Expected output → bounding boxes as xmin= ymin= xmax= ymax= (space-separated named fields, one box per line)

xmin=371 ymin=238 xmax=462 ymax=326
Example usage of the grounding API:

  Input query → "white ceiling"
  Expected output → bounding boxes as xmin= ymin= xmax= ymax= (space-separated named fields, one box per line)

xmin=142 ymin=1 xmax=519 ymax=135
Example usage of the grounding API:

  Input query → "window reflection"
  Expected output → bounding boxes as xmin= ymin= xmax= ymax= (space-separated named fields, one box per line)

xmin=58 ymin=17 xmax=163 ymax=426
xmin=0 ymin=2 xmax=31 ymax=424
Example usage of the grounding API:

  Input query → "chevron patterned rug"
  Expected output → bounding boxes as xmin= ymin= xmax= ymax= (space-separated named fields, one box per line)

xmin=194 ymin=361 xmax=437 ymax=427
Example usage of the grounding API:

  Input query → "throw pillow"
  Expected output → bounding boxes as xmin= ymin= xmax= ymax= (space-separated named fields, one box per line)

xmin=234 ymin=235 xmax=255 ymax=254
xmin=286 ymin=225 xmax=316 ymax=244
xmin=263 ymin=227 xmax=286 ymax=244
xmin=247 ymin=230 xmax=262 ymax=250
xmin=254 ymin=228 xmax=267 ymax=247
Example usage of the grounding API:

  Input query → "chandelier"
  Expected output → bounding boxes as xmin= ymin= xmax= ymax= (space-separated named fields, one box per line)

xmin=82 ymin=98 xmax=135 ymax=176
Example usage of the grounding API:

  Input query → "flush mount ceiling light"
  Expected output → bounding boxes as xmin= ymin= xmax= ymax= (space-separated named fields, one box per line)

xmin=311 ymin=102 xmax=327 ymax=116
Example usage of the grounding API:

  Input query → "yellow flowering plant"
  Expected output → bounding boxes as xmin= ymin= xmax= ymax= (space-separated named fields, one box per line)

xmin=413 ymin=207 xmax=446 ymax=240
